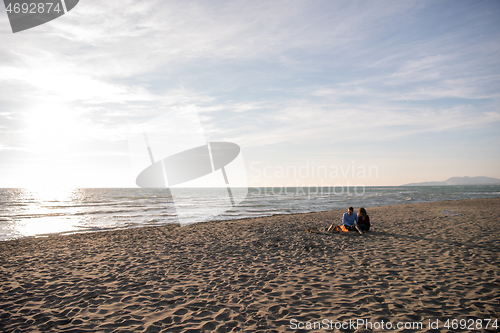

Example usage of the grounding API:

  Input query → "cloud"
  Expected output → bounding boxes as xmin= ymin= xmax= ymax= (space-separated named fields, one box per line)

xmin=1 ymin=0 xmax=500 ymax=186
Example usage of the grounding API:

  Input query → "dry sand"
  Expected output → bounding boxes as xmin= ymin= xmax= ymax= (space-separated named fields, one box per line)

xmin=1 ymin=198 xmax=499 ymax=332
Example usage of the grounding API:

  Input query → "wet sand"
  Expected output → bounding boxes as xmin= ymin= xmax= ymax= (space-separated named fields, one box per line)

xmin=1 ymin=197 xmax=499 ymax=332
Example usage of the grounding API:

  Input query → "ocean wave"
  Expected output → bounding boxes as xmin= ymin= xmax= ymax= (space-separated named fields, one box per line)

xmin=71 ymin=206 xmax=169 ymax=216
xmin=41 ymin=202 xmax=127 ymax=209
xmin=245 ymin=208 xmax=279 ymax=212
xmin=77 ymin=226 xmax=116 ymax=232
xmin=463 ymin=192 xmax=500 ymax=195
xmin=71 ymin=210 xmax=134 ymax=216
xmin=2 ymin=186 xmax=500 ymax=241
xmin=7 ymin=213 xmax=66 ymax=219
xmin=112 ymin=214 xmax=141 ymax=218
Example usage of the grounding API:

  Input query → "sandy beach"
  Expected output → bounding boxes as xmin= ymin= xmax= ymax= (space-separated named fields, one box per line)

xmin=1 ymin=197 xmax=499 ymax=332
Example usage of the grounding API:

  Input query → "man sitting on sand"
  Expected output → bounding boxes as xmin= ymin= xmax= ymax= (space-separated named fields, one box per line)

xmin=342 ymin=206 xmax=358 ymax=231
xmin=327 ymin=206 xmax=358 ymax=232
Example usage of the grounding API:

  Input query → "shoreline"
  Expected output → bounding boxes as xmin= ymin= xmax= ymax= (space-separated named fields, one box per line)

xmin=1 ymin=197 xmax=499 ymax=332
xmin=3 ymin=193 xmax=500 ymax=242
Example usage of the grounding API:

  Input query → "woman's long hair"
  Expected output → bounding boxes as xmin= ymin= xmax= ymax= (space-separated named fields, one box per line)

xmin=358 ymin=207 xmax=367 ymax=218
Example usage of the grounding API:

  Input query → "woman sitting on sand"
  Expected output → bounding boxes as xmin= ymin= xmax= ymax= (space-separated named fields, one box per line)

xmin=357 ymin=207 xmax=370 ymax=232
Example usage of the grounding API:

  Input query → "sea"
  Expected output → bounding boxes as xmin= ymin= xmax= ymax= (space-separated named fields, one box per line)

xmin=1 ymin=186 xmax=500 ymax=241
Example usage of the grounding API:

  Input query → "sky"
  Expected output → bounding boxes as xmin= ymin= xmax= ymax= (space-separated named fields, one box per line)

xmin=0 ymin=0 xmax=499 ymax=188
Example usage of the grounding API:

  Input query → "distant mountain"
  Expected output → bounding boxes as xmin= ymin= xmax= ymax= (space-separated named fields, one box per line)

xmin=403 ymin=176 xmax=500 ymax=186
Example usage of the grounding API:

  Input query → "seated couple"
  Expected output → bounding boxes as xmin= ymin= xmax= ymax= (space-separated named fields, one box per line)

xmin=327 ymin=206 xmax=370 ymax=233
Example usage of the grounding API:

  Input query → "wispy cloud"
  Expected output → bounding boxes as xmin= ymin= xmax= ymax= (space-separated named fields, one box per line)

xmin=0 ymin=0 xmax=499 ymax=186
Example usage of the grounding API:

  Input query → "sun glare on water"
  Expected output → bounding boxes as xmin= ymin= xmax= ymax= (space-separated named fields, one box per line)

xmin=15 ymin=187 xmax=81 ymax=238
